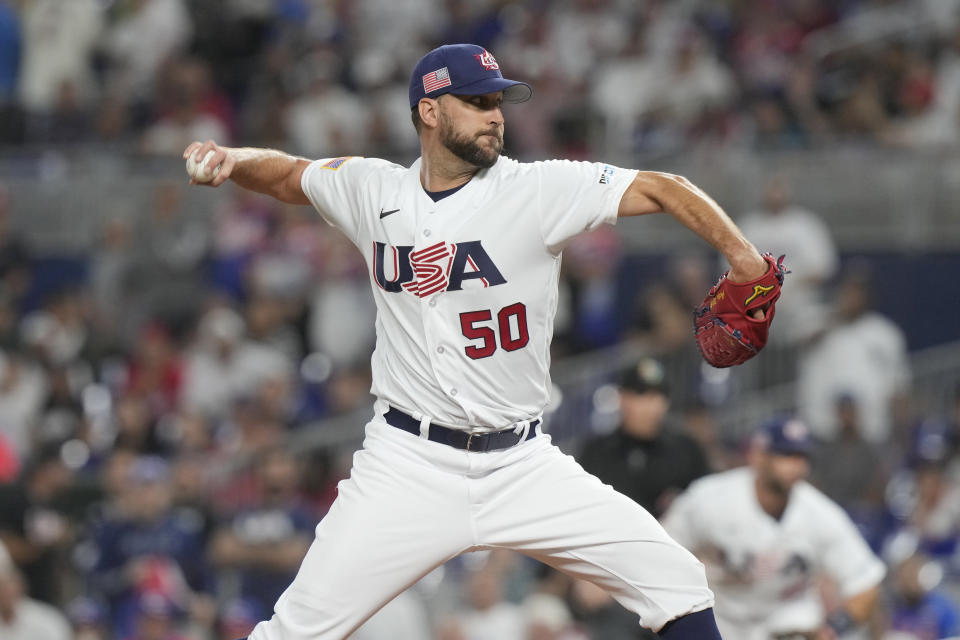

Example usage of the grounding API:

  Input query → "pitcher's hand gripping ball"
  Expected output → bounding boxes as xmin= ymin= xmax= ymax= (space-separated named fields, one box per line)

xmin=693 ymin=253 xmax=787 ymax=368
xmin=185 ymin=150 xmax=220 ymax=183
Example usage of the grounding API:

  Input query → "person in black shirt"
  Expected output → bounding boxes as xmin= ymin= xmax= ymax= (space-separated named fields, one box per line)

xmin=0 ymin=447 xmax=75 ymax=605
xmin=578 ymin=357 xmax=709 ymax=519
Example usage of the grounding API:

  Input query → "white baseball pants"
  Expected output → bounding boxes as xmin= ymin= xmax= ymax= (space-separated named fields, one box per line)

xmin=248 ymin=413 xmax=714 ymax=640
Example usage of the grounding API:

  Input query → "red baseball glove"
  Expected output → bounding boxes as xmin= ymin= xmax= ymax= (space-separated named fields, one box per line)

xmin=693 ymin=253 xmax=787 ymax=368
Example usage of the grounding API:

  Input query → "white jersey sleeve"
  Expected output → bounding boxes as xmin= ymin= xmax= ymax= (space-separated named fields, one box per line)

xmin=300 ymin=156 xmax=397 ymax=244
xmin=531 ymin=160 xmax=638 ymax=253
xmin=805 ymin=485 xmax=886 ymax=597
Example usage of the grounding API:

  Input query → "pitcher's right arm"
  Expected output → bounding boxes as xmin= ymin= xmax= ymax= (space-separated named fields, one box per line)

xmin=183 ymin=140 xmax=311 ymax=205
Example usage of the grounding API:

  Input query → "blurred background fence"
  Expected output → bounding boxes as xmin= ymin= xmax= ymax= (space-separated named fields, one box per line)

xmin=3 ymin=147 xmax=960 ymax=252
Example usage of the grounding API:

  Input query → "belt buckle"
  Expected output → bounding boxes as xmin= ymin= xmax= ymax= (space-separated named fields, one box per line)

xmin=465 ymin=433 xmax=475 ymax=452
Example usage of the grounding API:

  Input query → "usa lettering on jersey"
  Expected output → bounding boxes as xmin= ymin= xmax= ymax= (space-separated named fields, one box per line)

xmin=372 ymin=240 xmax=506 ymax=297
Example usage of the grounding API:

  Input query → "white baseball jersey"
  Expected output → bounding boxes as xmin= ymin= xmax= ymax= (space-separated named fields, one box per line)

xmin=246 ymin=153 xmax=718 ymax=640
xmin=662 ymin=467 xmax=886 ymax=639
xmin=300 ymin=155 xmax=637 ymax=430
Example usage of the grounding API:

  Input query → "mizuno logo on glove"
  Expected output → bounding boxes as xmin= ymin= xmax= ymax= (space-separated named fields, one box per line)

xmin=744 ymin=284 xmax=775 ymax=306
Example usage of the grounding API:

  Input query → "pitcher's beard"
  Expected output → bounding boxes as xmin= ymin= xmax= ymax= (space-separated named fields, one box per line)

xmin=440 ymin=118 xmax=502 ymax=168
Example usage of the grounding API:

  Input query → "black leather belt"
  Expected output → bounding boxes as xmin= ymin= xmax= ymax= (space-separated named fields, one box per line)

xmin=384 ymin=406 xmax=540 ymax=452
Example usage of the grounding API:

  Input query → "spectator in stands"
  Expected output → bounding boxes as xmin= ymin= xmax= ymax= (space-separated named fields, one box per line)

xmin=881 ymin=47 xmax=953 ymax=149
xmin=523 ymin=591 xmax=588 ymax=640
xmin=167 ymin=452 xmax=215 ymax=545
xmin=140 ymin=58 xmax=230 ymax=155
xmin=102 ymin=0 xmax=193 ymax=104
xmin=544 ymin=0 xmax=632 ymax=88
xmin=17 ymin=0 xmax=103 ymax=114
xmin=946 ymin=388 xmax=960 ymax=482
xmin=209 ymin=190 xmax=276 ymax=302
xmin=883 ymin=551 xmax=960 ymax=640
xmin=628 ymin=253 xmax=712 ymax=409
xmin=306 ymin=225 xmax=376 ymax=369
xmin=243 ymin=294 xmax=302 ymax=365
xmin=283 ymin=47 xmax=369 ymax=158
xmin=811 ymin=394 xmax=892 ymax=526
xmin=111 ymin=392 xmax=165 ymax=455
xmin=0 ymin=540 xmax=71 ymax=640
xmin=447 ymin=563 xmax=526 ymax=640
xmin=216 ymin=597 xmax=262 ymax=640
xmin=0 ymin=0 xmax=20 ymax=139
xmin=797 ymin=265 xmax=910 ymax=443
xmin=0 ymin=1 xmax=19 ymax=102
xmin=181 ymin=306 xmax=293 ymax=420
xmin=0 ymin=446 xmax=75 ymax=605
xmin=746 ymin=92 xmax=808 ymax=150
xmin=560 ymin=227 xmax=625 ymax=353
xmin=0 ymin=432 xmax=17 ymax=482
xmin=128 ymin=182 xmax=210 ymax=333
xmin=80 ymin=455 xmax=210 ymax=638
xmin=681 ymin=401 xmax=739 ymax=473
xmin=895 ymin=427 xmax=960 ymax=565
xmin=0 ymin=346 xmax=48 ymax=460
xmin=0 ymin=186 xmax=33 ymax=312
xmin=123 ymin=591 xmax=189 ymax=640
xmin=0 ymin=290 xmax=18 ymax=353
xmin=737 ymin=175 xmax=839 ymax=347
xmin=652 ymin=32 xmax=737 ymax=133
xmin=65 ymin=595 xmax=110 ymax=640
xmin=124 ymin=323 xmax=184 ymax=418
xmin=89 ymin=217 xmax=134 ymax=340
xmin=20 ymin=287 xmax=90 ymax=368
xmin=629 ymin=284 xmax=691 ymax=359
xmin=578 ymin=357 xmax=709 ymax=518
xmin=209 ymin=446 xmax=313 ymax=615
xmin=211 ymin=396 xmax=287 ymax=470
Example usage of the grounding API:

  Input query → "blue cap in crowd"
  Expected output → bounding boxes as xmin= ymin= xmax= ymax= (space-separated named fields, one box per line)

xmin=754 ymin=416 xmax=813 ymax=456
xmin=409 ymin=44 xmax=532 ymax=109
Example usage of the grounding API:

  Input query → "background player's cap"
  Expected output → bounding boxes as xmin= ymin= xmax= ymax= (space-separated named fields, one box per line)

xmin=618 ymin=357 xmax=668 ymax=396
xmin=409 ymin=44 xmax=532 ymax=109
xmin=754 ymin=416 xmax=813 ymax=456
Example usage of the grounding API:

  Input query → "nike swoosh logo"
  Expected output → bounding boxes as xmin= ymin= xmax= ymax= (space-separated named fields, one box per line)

xmin=379 ymin=208 xmax=400 ymax=219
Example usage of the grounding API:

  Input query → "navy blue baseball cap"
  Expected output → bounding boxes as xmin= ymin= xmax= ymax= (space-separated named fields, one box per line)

xmin=409 ymin=44 xmax=532 ymax=109
xmin=754 ymin=416 xmax=813 ymax=456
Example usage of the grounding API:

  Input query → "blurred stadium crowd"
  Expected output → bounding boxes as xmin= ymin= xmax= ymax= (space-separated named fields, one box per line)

xmin=0 ymin=0 xmax=959 ymax=639
xmin=2 ymin=0 xmax=960 ymax=156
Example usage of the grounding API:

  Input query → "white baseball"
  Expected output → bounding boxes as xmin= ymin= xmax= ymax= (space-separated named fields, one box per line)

xmin=186 ymin=150 xmax=220 ymax=183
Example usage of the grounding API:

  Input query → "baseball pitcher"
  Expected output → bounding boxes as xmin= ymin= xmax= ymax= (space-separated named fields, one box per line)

xmin=183 ymin=43 xmax=784 ymax=640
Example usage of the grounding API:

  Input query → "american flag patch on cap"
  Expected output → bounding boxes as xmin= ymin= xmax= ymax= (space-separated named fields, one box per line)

xmin=423 ymin=67 xmax=452 ymax=93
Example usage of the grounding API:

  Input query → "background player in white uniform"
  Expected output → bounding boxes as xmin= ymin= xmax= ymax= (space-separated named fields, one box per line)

xmin=662 ymin=416 xmax=886 ymax=640
xmin=182 ymin=43 xmax=773 ymax=640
